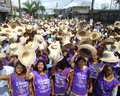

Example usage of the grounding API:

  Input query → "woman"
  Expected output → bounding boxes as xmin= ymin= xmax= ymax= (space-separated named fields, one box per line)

xmin=0 ymin=61 xmax=30 ymax=96
xmin=69 ymin=52 xmax=93 ymax=96
xmin=87 ymin=55 xmax=104 ymax=84
xmin=26 ymin=60 xmax=51 ymax=96
xmin=94 ymin=65 xmax=120 ymax=96
xmin=51 ymin=57 xmax=73 ymax=96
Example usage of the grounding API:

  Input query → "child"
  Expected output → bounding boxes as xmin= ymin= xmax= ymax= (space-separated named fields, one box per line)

xmin=94 ymin=65 xmax=120 ymax=96
xmin=51 ymin=57 xmax=73 ymax=96
xmin=69 ymin=52 xmax=93 ymax=96
xmin=0 ymin=61 xmax=30 ymax=96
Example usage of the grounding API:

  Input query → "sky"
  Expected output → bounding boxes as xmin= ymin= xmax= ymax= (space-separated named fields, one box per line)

xmin=11 ymin=0 xmax=119 ymax=14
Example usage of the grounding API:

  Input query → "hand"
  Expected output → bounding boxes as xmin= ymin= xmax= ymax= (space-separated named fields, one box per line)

xmin=65 ymin=90 xmax=70 ymax=96
xmin=88 ymin=87 xmax=93 ymax=94
xmin=51 ymin=92 xmax=54 ymax=96
xmin=74 ymin=51 xmax=79 ymax=56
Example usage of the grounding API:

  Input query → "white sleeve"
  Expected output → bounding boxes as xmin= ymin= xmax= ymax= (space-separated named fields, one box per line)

xmin=112 ymin=87 xmax=118 ymax=96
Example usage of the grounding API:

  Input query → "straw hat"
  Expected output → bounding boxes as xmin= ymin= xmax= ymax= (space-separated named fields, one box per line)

xmin=48 ymin=42 xmax=60 ymax=51
xmin=103 ymin=38 xmax=116 ymax=45
xmin=114 ymin=21 xmax=120 ymax=29
xmin=89 ymin=31 xmax=101 ymax=40
xmin=9 ymin=43 xmax=22 ymax=55
xmin=78 ymin=38 xmax=93 ymax=47
xmin=15 ymin=26 xmax=25 ymax=35
xmin=46 ymin=29 xmax=53 ymax=34
xmin=48 ymin=41 xmax=61 ymax=64
xmin=9 ymin=22 xmax=17 ymax=29
xmin=100 ymin=51 xmax=120 ymax=62
xmin=70 ymin=19 xmax=75 ymax=25
xmin=0 ymin=36 xmax=8 ymax=43
xmin=76 ymin=29 xmax=89 ymax=40
xmin=0 ymin=52 xmax=6 ymax=58
xmin=106 ymin=42 xmax=118 ymax=52
xmin=2 ymin=28 xmax=12 ymax=35
xmin=18 ymin=46 xmax=36 ymax=66
xmin=38 ymin=41 xmax=47 ymax=51
xmin=34 ymin=35 xmax=44 ymax=43
xmin=62 ymin=43 xmax=75 ymax=51
xmin=78 ymin=44 xmax=97 ymax=58
xmin=8 ymin=33 xmax=18 ymax=42
xmin=115 ymin=41 xmax=120 ymax=54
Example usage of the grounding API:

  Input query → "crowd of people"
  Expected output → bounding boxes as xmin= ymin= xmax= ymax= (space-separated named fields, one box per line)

xmin=0 ymin=16 xmax=120 ymax=96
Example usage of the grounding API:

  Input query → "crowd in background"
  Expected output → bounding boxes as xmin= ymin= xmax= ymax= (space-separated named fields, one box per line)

xmin=0 ymin=16 xmax=120 ymax=96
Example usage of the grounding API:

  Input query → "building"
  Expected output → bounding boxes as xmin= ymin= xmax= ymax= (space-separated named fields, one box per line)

xmin=54 ymin=6 xmax=120 ymax=25
xmin=0 ymin=0 xmax=11 ymax=22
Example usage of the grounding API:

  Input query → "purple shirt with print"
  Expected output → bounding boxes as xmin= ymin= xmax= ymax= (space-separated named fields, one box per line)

xmin=32 ymin=71 xmax=51 ymax=96
xmin=71 ymin=65 xmax=91 ymax=95
xmin=9 ymin=73 xmax=30 ymax=96
xmin=54 ymin=67 xmax=72 ymax=95
xmin=94 ymin=72 xmax=120 ymax=96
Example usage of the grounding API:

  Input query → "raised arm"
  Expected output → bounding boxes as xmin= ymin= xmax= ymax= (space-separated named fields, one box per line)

xmin=70 ymin=52 xmax=79 ymax=69
xmin=0 ymin=75 xmax=11 ymax=80
xmin=26 ymin=64 xmax=34 ymax=80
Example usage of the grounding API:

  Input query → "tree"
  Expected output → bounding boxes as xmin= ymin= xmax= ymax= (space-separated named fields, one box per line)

xmin=22 ymin=1 xmax=45 ymax=17
xmin=90 ymin=0 xmax=95 ymax=25
xmin=18 ymin=0 xmax=22 ymax=19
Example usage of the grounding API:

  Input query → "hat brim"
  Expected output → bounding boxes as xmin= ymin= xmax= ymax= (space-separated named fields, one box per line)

xmin=18 ymin=46 xmax=36 ymax=66
xmin=100 ymin=58 xmax=120 ymax=62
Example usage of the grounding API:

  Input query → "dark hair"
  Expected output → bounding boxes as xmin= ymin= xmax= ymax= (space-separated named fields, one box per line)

xmin=103 ymin=65 xmax=115 ymax=73
xmin=75 ymin=56 xmax=86 ymax=65
xmin=58 ymin=57 xmax=70 ymax=70
xmin=15 ymin=61 xmax=27 ymax=74
xmin=35 ymin=60 xmax=47 ymax=72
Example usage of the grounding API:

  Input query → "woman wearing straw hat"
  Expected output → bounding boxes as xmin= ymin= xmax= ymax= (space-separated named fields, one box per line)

xmin=51 ymin=57 xmax=73 ymax=96
xmin=26 ymin=60 xmax=51 ymax=96
xmin=69 ymin=52 xmax=93 ymax=96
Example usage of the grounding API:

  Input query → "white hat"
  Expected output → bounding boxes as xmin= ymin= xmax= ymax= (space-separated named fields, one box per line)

xmin=9 ymin=43 xmax=22 ymax=55
xmin=100 ymin=51 xmax=120 ymax=62
xmin=18 ymin=46 xmax=36 ymax=66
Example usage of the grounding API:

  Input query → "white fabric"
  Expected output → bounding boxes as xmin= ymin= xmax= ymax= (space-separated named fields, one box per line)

xmin=0 ymin=66 xmax=14 ymax=96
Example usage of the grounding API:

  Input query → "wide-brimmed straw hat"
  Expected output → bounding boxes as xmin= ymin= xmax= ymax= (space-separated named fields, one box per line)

xmin=0 ymin=52 xmax=6 ymax=58
xmin=62 ymin=43 xmax=75 ymax=51
xmin=76 ymin=29 xmax=89 ymax=40
xmin=9 ymin=43 xmax=22 ymax=55
xmin=114 ymin=21 xmax=120 ymax=29
xmin=89 ymin=31 xmax=101 ymax=40
xmin=78 ymin=44 xmax=97 ymax=58
xmin=18 ymin=46 xmax=36 ymax=66
xmin=9 ymin=22 xmax=17 ymax=29
xmin=15 ymin=26 xmax=25 ymax=35
xmin=78 ymin=38 xmax=93 ymax=47
xmin=100 ymin=51 xmax=120 ymax=62
xmin=106 ymin=42 xmax=118 ymax=52
xmin=2 ymin=27 xmax=12 ymax=35
xmin=34 ymin=35 xmax=44 ymax=43
xmin=0 ymin=36 xmax=8 ymax=43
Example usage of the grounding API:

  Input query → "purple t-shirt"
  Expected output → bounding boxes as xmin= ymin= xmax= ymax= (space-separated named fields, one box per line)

xmin=9 ymin=73 xmax=30 ymax=96
xmin=87 ymin=59 xmax=103 ymax=79
xmin=32 ymin=71 xmax=51 ymax=96
xmin=71 ymin=65 xmax=91 ymax=95
xmin=94 ymin=72 xmax=120 ymax=96
xmin=54 ymin=67 xmax=72 ymax=95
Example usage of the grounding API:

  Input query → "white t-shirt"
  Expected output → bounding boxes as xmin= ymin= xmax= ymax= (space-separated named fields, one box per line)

xmin=0 ymin=66 xmax=14 ymax=96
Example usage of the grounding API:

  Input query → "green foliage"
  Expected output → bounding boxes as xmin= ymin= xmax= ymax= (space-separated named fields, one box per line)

xmin=22 ymin=1 xmax=46 ymax=17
